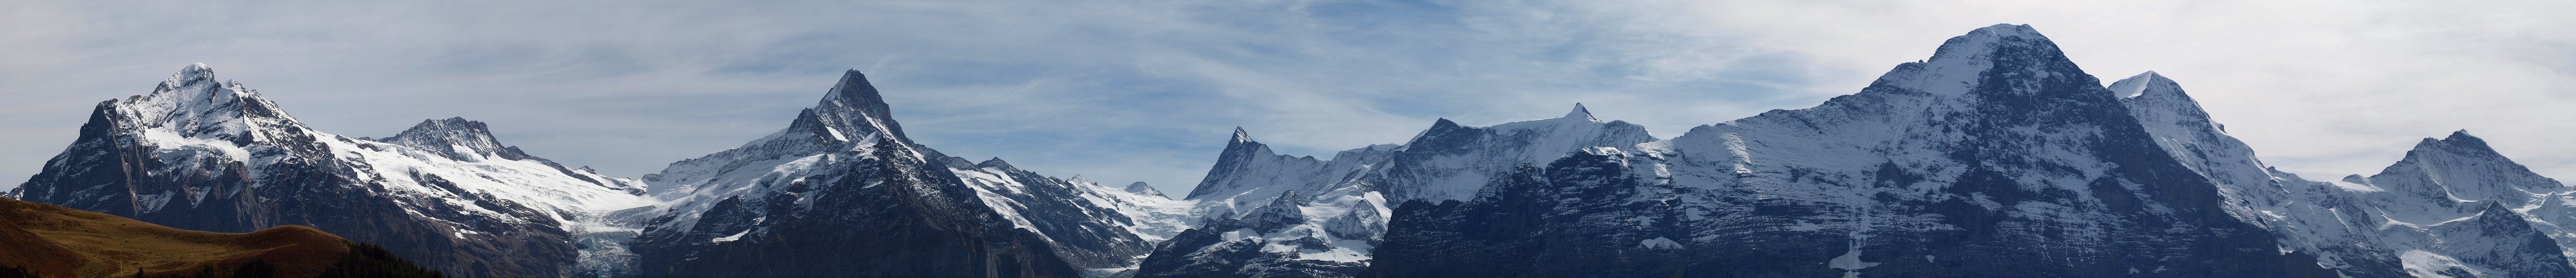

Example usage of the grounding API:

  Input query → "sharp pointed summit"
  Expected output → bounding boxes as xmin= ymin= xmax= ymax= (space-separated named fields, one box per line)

xmin=2108 ymin=71 xmax=2181 ymax=98
xmin=1565 ymin=103 xmax=1593 ymax=121
xmin=1231 ymin=127 xmax=1254 ymax=144
xmin=803 ymin=69 xmax=909 ymax=142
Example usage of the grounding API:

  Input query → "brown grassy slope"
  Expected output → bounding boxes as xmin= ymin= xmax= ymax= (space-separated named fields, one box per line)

xmin=0 ymin=197 xmax=349 ymax=277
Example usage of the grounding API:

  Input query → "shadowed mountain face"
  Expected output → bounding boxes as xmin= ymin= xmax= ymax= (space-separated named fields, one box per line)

xmin=628 ymin=70 xmax=1182 ymax=277
xmin=0 ymin=197 xmax=440 ymax=278
xmin=3 ymin=64 xmax=651 ymax=277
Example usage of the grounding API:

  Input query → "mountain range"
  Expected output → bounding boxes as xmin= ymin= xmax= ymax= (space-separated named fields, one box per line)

xmin=8 ymin=23 xmax=2573 ymax=277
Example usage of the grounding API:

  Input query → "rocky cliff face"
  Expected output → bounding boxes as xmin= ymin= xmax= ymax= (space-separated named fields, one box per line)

xmin=4 ymin=64 xmax=654 ymax=277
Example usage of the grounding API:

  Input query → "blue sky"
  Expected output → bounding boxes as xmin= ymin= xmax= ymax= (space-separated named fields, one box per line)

xmin=3 ymin=1 xmax=2573 ymax=195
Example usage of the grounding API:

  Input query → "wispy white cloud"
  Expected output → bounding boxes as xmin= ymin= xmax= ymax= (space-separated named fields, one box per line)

xmin=1 ymin=0 xmax=2570 ymax=195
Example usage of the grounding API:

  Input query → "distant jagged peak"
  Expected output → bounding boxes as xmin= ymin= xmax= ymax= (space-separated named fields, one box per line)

xmin=764 ymin=69 xmax=914 ymax=151
xmin=1238 ymin=190 xmax=1311 ymax=234
xmin=1125 ymin=182 xmax=1167 ymax=198
xmin=825 ymin=69 xmax=889 ymax=113
xmin=1231 ymin=126 xmax=1255 ymax=145
xmin=165 ymin=62 xmax=217 ymax=87
xmin=1565 ymin=103 xmax=1595 ymax=121
xmin=978 ymin=157 xmax=1018 ymax=170
xmin=2408 ymin=130 xmax=2513 ymax=161
xmin=2109 ymin=71 xmax=2185 ymax=99
xmin=1220 ymin=126 xmax=1276 ymax=156
xmin=369 ymin=117 xmax=579 ymax=167
xmin=139 ymin=63 xmax=250 ymax=108
xmin=2389 ymin=130 xmax=2543 ymax=180
xmin=1428 ymin=118 xmax=1461 ymax=131
xmin=380 ymin=117 xmax=509 ymax=154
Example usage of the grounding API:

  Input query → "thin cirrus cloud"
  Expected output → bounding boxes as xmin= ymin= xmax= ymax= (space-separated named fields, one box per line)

xmin=0 ymin=1 xmax=2569 ymax=195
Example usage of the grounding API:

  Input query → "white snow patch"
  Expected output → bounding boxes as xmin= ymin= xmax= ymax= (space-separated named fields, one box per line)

xmin=1639 ymin=237 xmax=1685 ymax=250
xmin=711 ymin=230 xmax=748 ymax=244
xmin=1786 ymin=220 xmax=1827 ymax=231
xmin=2398 ymin=250 xmax=2478 ymax=278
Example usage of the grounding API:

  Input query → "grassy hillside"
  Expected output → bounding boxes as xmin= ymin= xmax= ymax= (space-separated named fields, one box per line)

xmin=0 ymin=197 xmax=441 ymax=277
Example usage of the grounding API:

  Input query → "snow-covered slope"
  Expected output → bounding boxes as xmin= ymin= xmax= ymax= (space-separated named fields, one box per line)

xmin=627 ymin=70 xmax=1189 ymax=277
xmin=4 ymin=63 xmax=655 ymax=277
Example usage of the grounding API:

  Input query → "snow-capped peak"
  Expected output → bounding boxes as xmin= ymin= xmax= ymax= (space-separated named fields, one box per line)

xmin=2108 ymin=71 xmax=2179 ymax=98
xmin=1231 ymin=127 xmax=1255 ymax=145
xmin=2403 ymin=131 xmax=2522 ymax=169
xmin=1875 ymin=23 xmax=2072 ymax=97
xmin=122 ymin=63 xmax=307 ymax=142
xmin=173 ymin=62 xmax=215 ymax=83
xmin=1936 ymin=24 xmax=2051 ymax=59
xmin=799 ymin=70 xmax=910 ymax=145
xmin=2373 ymin=130 xmax=2569 ymax=207
xmin=148 ymin=63 xmax=241 ymax=105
